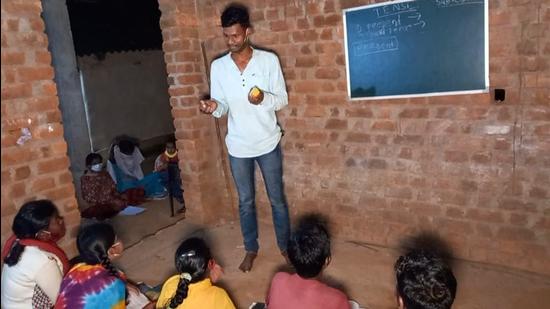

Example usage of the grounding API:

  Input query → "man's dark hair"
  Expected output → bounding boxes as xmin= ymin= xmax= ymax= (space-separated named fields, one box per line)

xmin=221 ymin=3 xmax=250 ymax=28
xmin=394 ymin=250 xmax=457 ymax=309
xmin=287 ymin=214 xmax=331 ymax=278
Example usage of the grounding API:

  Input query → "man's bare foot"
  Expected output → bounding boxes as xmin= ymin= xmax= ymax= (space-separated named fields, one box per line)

xmin=239 ymin=252 xmax=257 ymax=273
xmin=281 ymin=251 xmax=291 ymax=266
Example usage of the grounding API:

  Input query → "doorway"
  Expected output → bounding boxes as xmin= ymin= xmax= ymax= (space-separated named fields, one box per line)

xmin=41 ymin=0 xmax=182 ymax=247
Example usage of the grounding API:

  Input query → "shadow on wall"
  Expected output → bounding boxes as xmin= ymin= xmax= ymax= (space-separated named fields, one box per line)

xmin=398 ymin=231 xmax=455 ymax=267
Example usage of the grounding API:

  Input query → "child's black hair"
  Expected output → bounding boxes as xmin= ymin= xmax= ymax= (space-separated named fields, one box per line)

xmin=395 ymin=249 xmax=457 ymax=309
xmin=118 ymin=139 xmax=135 ymax=155
xmin=109 ymin=135 xmax=139 ymax=162
xmin=287 ymin=213 xmax=331 ymax=278
xmin=76 ymin=223 xmax=120 ymax=279
xmin=4 ymin=200 xmax=58 ymax=266
xmin=167 ymin=237 xmax=212 ymax=308
xmin=85 ymin=153 xmax=103 ymax=167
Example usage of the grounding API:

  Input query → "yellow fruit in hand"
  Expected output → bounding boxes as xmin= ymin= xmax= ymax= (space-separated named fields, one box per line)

xmin=250 ymin=87 xmax=261 ymax=98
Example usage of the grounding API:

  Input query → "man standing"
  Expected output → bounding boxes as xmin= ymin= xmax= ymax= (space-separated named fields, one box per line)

xmin=199 ymin=3 xmax=290 ymax=272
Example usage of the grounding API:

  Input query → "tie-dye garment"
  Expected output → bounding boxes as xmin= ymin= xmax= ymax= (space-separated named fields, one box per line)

xmin=54 ymin=263 xmax=126 ymax=309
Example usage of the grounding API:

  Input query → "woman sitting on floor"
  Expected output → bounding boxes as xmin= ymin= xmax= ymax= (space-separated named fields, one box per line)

xmin=107 ymin=135 xmax=167 ymax=200
xmin=81 ymin=152 xmax=132 ymax=220
xmin=1 ymin=200 xmax=69 ymax=308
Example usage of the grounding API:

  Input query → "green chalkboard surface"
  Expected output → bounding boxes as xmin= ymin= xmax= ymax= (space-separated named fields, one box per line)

xmin=343 ymin=0 xmax=488 ymax=99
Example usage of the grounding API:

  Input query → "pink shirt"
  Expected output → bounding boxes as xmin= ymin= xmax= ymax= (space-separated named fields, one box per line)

xmin=266 ymin=272 xmax=350 ymax=309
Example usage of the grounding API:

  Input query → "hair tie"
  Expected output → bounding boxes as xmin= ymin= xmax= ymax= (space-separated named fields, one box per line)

xmin=180 ymin=272 xmax=192 ymax=281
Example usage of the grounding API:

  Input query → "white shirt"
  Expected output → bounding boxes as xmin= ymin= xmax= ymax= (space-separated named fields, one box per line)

xmin=211 ymin=48 xmax=288 ymax=158
xmin=1 ymin=246 xmax=63 ymax=308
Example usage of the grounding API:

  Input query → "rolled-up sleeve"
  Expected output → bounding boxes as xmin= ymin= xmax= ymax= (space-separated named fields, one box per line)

xmin=210 ymin=62 xmax=229 ymax=118
xmin=261 ymin=55 xmax=288 ymax=111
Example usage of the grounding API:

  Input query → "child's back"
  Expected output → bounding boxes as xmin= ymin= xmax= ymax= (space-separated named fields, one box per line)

xmin=156 ymin=238 xmax=235 ymax=309
xmin=156 ymin=276 xmax=233 ymax=309
xmin=266 ymin=214 xmax=351 ymax=309
xmin=267 ymin=272 xmax=349 ymax=309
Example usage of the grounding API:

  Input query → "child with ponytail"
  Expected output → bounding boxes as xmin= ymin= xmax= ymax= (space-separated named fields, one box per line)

xmin=156 ymin=237 xmax=235 ymax=309
xmin=1 ymin=200 xmax=68 ymax=308
xmin=55 ymin=222 xmax=127 ymax=308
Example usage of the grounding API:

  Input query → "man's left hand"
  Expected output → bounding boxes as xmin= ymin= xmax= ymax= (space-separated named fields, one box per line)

xmin=248 ymin=88 xmax=264 ymax=105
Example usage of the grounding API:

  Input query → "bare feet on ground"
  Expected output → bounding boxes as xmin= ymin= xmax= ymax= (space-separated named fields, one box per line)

xmin=281 ymin=251 xmax=291 ymax=266
xmin=238 ymin=251 xmax=257 ymax=273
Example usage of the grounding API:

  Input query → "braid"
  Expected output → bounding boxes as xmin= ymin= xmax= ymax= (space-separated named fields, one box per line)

xmin=101 ymin=254 xmax=129 ymax=302
xmin=4 ymin=241 xmax=25 ymax=266
xmin=100 ymin=255 xmax=120 ymax=278
xmin=166 ymin=237 xmax=211 ymax=308
xmin=168 ymin=276 xmax=190 ymax=308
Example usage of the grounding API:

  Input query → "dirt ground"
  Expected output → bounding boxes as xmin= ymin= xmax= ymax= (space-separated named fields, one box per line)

xmin=115 ymin=215 xmax=550 ymax=309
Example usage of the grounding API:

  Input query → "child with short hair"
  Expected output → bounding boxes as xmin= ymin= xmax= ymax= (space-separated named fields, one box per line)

xmin=107 ymin=135 xmax=167 ymax=200
xmin=394 ymin=249 xmax=457 ymax=309
xmin=265 ymin=214 xmax=350 ymax=309
xmin=156 ymin=237 xmax=234 ymax=309
xmin=154 ymin=141 xmax=185 ymax=214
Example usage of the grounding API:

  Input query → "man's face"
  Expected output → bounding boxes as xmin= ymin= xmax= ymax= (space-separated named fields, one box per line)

xmin=222 ymin=23 xmax=250 ymax=53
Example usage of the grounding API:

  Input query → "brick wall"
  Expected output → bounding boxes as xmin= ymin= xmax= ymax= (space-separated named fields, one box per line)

xmin=4 ymin=0 xmax=545 ymax=276
xmin=157 ymin=0 xmax=238 ymax=224
xmin=159 ymin=0 xmax=549 ymax=275
xmin=1 ymin=0 xmax=80 ymax=256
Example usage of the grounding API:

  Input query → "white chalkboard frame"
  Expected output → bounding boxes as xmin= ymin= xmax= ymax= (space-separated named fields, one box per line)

xmin=343 ymin=0 xmax=489 ymax=100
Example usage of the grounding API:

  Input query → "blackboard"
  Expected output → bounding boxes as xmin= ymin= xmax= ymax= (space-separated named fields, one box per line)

xmin=343 ymin=0 xmax=488 ymax=99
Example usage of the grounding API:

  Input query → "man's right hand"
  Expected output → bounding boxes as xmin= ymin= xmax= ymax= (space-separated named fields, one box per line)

xmin=199 ymin=99 xmax=218 ymax=114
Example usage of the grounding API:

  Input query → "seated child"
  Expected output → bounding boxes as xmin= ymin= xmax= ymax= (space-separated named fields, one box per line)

xmin=154 ymin=141 xmax=186 ymax=214
xmin=265 ymin=214 xmax=350 ymax=309
xmin=156 ymin=237 xmax=235 ymax=309
xmin=107 ymin=135 xmax=167 ymax=200
xmin=81 ymin=153 xmax=132 ymax=220
xmin=55 ymin=223 xmax=155 ymax=309
xmin=394 ymin=249 xmax=457 ymax=309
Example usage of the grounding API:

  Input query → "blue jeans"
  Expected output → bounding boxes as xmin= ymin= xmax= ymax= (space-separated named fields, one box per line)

xmin=229 ymin=144 xmax=290 ymax=253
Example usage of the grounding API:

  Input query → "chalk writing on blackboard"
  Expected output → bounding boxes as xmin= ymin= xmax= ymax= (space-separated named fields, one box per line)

xmin=375 ymin=2 xmax=418 ymax=17
xmin=343 ymin=0 xmax=488 ymax=99
xmin=435 ymin=0 xmax=484 ymax=8
xmin=353 ymin=36 xmax=399 ymax=56
xmin=354 ymin=6 xmax=426 ymax=40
